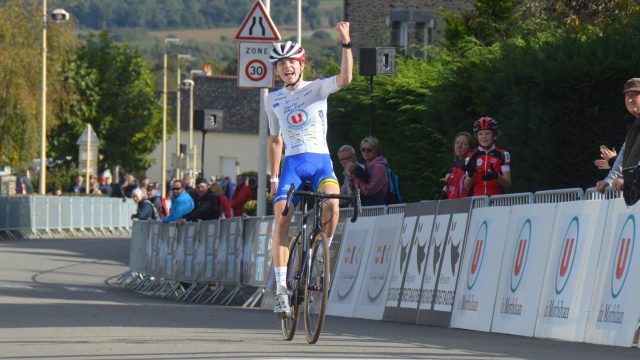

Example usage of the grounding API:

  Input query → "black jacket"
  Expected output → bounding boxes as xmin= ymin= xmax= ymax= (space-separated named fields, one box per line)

xmin=183 ymin=190 xmax=221 ymax=221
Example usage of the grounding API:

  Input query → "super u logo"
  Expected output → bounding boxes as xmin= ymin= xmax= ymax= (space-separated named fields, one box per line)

xmin=467 ymin=220 xmax=488 ymax=290
xmin=286 ymin=109 xmax=309 ymax=129
xmin=555 ymin=217 xmax=579 ymax=295
xmin=611 ymin=215 xmax=635 ymax=299
xmin=510 ymin=219 xmax=532 ymax=293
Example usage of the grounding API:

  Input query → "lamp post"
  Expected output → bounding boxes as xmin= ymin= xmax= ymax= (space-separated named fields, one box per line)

xmin=39 ymin=1 xmax=69 ymax=195
xmin=162 ymin=37 xmax=181 ymax=198
xmin=183 ymin=77 xmax=196 ymax=179
xmin=175 ymin=54 xmax=195 ymax=179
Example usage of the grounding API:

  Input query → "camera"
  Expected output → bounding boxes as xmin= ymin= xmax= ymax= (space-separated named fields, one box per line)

xmin=51 ymin=8 xmax=70 ymax=22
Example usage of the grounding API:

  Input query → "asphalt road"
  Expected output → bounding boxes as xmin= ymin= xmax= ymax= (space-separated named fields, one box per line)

xmin=0 ymin=236 xmax=638 ymax=359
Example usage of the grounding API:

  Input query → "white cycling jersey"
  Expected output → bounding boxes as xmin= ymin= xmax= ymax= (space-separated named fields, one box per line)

xmin=266 ymin=76 xmax=340 ymax=156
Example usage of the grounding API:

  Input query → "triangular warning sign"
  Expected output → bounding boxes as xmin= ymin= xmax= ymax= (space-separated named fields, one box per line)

xmin=235 ymin=0 xmax=281 ymax=41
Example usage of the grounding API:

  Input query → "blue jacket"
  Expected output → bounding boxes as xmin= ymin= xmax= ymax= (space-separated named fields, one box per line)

xmin=162 ymin=191 xmax=194 ymax=223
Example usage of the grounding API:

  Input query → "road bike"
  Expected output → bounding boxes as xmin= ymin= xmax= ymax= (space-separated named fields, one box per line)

xmin=280 ymin=183 xmax=360 ymax=344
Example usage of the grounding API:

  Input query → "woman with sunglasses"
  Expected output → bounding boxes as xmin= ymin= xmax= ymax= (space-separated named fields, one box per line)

xmin=349 ymin=136 xmax=389 ymax=206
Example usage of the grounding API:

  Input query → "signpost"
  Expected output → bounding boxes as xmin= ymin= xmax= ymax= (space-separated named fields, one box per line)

xmin=235 ymin=0 xmax=281 ymax=216
xmin=237 ymin=42 xmax=273 ymax=88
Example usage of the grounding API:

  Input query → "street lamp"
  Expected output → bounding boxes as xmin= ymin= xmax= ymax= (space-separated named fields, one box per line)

xmin=182 ymin=78 xmax=195 ymax=178
xmin=175 ymin=54 xmax=195 ymax=179
xmin=40 ymin=1 xmax=70 ymax=195
xmin=162 ymin=37 xmax=181 ymax=198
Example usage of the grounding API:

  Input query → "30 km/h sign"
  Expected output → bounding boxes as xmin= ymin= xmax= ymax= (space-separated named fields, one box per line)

xmin=238 ymin=42 xmax=274 ymax=88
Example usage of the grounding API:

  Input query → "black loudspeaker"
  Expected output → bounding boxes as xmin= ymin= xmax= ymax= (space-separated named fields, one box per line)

xmin=360 ymin=48 xmax=378 ymax=76
xmin=359 ymin=47 xmax=396 ymax=76
xmin=194 ymin=109 xmax=223 ymax=131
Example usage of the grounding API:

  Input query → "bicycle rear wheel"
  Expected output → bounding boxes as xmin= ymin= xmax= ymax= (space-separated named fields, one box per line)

xmin=304 ymin=232 xmax=330 ymax=344
xmin=281 ymin=234 xmax=302 ymax=341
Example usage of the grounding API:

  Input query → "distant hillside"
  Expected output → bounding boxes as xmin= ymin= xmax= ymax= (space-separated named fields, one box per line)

xmin=51 ymin=0 xmax=342 ymax=31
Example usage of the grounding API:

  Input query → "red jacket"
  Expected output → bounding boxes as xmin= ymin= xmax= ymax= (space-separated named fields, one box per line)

xmin=465 ymin=145 xmax=511 ymax=196
xmin=231 ymin=184 xmax=253 ymax=217
xmin=218 ymin=194 xmax=232 ymax=218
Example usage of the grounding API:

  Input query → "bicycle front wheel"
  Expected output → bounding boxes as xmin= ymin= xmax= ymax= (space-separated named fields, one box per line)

xmin=281 ymin=234 xmax=302 ymax=341
xmin=304 ymin=232 xmax=330 ymax=344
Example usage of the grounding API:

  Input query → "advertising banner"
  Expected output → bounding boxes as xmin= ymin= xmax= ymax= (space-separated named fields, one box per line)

xmin=327 ymin=216 xmax=377 ymax=317
xmin=585 ymin=198 xmax=640 ymax=347
xmin=146 ymin=222 xmax=162 ymax=276
xmin=417 ymin=198 xmax=473 ymax=326
xmin=450 ymin=206 xmax=511 ymax=332
xmin=353 ymin=213 xmax=404 ymax=320
xmin=175 ymin=222 xmax=198 ymax=282
xmin=201 ymin=220 xmax=221 ymax=282
xmin=383 ymin=202 xmax=439 ymax=323
xmin=218 ymin=218 xmax=243 ymax=284
xmin=535 ymin=200 xmax=609 ymax=342
xmin=491 ymin=203 xmax=557 ymax=337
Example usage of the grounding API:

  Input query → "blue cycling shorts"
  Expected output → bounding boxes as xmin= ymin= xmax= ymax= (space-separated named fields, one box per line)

xmin=274 ymin=153 xmax=339 ymax=206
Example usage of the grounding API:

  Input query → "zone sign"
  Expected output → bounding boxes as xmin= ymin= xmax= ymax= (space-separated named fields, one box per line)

xmin=238 ymin=42 xmax=274 ymax=88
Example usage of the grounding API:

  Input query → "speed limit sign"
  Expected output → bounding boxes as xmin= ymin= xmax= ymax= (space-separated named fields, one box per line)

xmin=238 ymin=42 xmax=274 ymax=88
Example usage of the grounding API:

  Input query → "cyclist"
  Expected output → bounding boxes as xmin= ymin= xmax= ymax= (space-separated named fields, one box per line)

xmin=265 ymin=22 xmax=353 ymax=315
xmin=464 ymin=117 xmax=511 ymax=196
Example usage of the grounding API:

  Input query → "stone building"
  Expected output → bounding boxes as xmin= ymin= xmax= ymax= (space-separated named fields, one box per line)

xmin=146 ymin=74 xmax=261 ymax=183
xmin=344 ymin=0 xmax=472 ymax=57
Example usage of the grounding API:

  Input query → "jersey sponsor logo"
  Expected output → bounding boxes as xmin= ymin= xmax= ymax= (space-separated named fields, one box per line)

xmin=490 ymin=159 xmax=497 ymax=165
xmin=318 ymin=109 xmax=324 ymax=119
xmin=504 ymin=151 xmax=511 ymax=162
xmin=476 ymin=158 xmax=483 ymax=166
xmin=556 ymin=217 xmax=579 ymax=295
xmin=467 ymin=220 xmax=488 ymax=290
xmin=272 ymin=102 xmax=280 ymax=109
xmin=510 ymin=219 xmax=531 ymax=293
xmin=286 ymin=109 xmax=310 ymax=129
xmin=611 ymin=215 xmax=635 ymax=299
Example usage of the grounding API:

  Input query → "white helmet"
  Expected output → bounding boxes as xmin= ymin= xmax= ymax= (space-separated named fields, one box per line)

xmin=269 ymin=41 xmax=306 ymax=64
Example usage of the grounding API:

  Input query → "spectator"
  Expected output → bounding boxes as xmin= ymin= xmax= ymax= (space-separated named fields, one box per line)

xmin=596 ymin=78 xmax=640 ymax=195
xmin=231 ymin=174 xmax=254 ymax=217
xmin=123 ymin=174 xmax=138 ymax=198
xmin=594 ymin=145 xmax=618 ymax=171
xmin=111 ymin=176 xmax=126 ymax=198
xmin=223 ymin=176 xmax=235 ymax=201
xmin=16 ymin=172 xmax=33 ymax=194
xmin=464 ymin=117 xmax=512 ymax=196
xmin=162 ymin=180 xmax=194 ymax=223
xmin=211 ymin=183 xmax=232 ymax=218
xmin=131 ymin=188 xmax=158 ymax=220
xmin=442 ymin=132 xmax=475 ymax=199
xmin=99 ymin=174 xmax=113 ymax=197
xmin=89 ymin=175 xmax=102 ymax=195
xmin=68 ymin=175 xmax=86 ymax=194
xmin=147 ymin=182 xmax=164 ymax=217
xmin=349 ymin=136 xmax=389 ymax=206
xmin=337 ymin=144 xmax=365 ymax=207
xmin=181 ymin=178 xmax=221 ymax=222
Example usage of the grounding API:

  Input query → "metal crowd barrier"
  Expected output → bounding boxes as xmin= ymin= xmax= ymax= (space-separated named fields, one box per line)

xmin=489 ymin=192 xmax=535 ymax=207
xmin=584 ymin=186 xmax=622 ymax=200
xmin=0 ymin=195 xmax=135 ymax=239
xmin=471 ymin=195 xmax=489 ymax=209
xmin=534 ymin=188 xmax=584 ymax=204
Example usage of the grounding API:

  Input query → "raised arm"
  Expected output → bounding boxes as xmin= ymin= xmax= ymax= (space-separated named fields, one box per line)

xmin=335 ymin=22 xmax=353 ymax=89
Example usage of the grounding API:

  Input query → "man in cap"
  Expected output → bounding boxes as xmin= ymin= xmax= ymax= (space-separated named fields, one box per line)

xmin=596 ymin=78 xmax=640 ymax=194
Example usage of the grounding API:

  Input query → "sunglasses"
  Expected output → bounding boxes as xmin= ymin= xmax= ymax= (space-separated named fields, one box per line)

xmin=361 ymin=147 xmax=374 ymax=153
xmin=171 ymin=187 xmax=182 ymax=191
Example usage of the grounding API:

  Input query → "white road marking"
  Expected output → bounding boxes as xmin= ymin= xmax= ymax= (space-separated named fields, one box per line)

xmin=64 ymin=287 xmax=105 ymax=293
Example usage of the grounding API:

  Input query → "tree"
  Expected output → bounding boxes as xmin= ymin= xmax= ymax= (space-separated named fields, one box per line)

xmin=52 ymin=31 xmax=166 ymax=174
xmin=0 ymin=0 xmax=76 ymax=170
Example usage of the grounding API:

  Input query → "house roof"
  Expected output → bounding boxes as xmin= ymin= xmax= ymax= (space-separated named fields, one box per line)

xmin=175 ymin=74 xmax=261 ymax=134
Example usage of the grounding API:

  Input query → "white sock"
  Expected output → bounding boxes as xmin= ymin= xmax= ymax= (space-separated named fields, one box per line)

xmin=274 ymin=266 xmax=288 ymax=294
xmin=326 ymin=235 xmax=334 ymax=249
